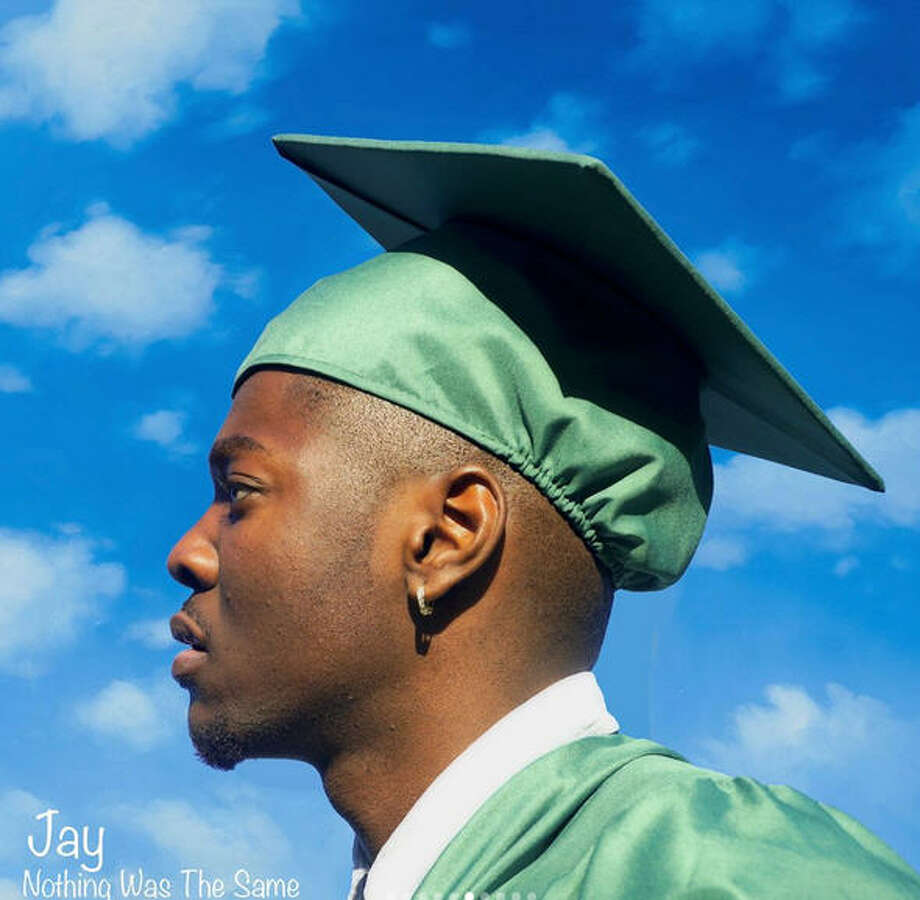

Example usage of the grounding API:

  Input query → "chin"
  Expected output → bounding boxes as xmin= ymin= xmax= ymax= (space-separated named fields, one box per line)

xmin=187 ymin=700 xmax=301 ymax=770
xmin=190 ymin=715 xmax=249 ymax=771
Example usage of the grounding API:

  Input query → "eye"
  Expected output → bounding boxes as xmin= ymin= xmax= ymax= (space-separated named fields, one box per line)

xmin=213 ymin=475 xmax=260 ymax=510
xmin=227 ymin=481 xmax=256 ymax=504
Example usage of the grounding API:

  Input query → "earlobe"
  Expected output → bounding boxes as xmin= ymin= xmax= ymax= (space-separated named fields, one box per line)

xmin=405 ymin=465 xmax=507 ymax=613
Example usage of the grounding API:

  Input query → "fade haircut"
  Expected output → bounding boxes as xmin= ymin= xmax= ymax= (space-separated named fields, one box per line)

xmin=279 ymin=369 xmax=614 ymax=670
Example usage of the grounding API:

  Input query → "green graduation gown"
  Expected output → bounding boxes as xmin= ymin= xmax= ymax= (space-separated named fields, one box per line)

xmin=413 ymin=735 xmax=920 ymax=899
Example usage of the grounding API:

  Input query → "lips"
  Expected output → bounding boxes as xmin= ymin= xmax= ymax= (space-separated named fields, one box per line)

xmin=170 ymin=610 xmax=209 ymax=681
xmin=171 ymin=610 xmax=208 ymax=650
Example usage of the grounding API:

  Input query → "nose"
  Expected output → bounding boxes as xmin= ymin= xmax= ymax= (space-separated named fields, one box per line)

xmin=167 ymin=511 xmax=219 ymax=593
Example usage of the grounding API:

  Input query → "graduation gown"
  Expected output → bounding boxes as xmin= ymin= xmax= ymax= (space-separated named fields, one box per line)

xmin=412 ymin=734 xmax=920 ymax=899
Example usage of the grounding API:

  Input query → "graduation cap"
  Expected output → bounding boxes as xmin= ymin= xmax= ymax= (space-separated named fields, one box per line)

xmin=235 ymin=134 xmax=883 ymax=591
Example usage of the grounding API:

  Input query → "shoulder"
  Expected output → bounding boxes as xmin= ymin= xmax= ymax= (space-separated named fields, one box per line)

xmin=566 ymin=740 xmax=920 ymax=898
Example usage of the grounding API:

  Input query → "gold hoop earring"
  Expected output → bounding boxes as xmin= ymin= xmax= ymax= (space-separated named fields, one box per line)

xmin=416 ymin=584 xmax=433 ymax=617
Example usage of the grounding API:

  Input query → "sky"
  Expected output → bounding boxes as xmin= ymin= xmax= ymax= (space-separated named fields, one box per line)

xmin=0 ymin=0 xmax=918 ymax=895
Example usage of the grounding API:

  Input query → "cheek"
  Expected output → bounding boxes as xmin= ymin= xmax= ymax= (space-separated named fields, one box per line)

xmin=214 ymin=521 xmax=302 ymax=640
xmin=217 ymin=479 xmax=405 ymax=653
xmin=215 ymin=505 xmax=353 ymax=637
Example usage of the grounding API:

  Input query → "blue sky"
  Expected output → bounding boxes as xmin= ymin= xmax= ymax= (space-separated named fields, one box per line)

xmin=1 ymin=0 xmax=918 ymax=894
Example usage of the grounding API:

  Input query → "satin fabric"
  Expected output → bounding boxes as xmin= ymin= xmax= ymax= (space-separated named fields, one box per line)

xmin=350 ymin=673 xmax=618 ymax=900
xmin=234 ymin=223 xmax=711 ymax=590
xmin=412 ymin=734 xmax=920 ymax=899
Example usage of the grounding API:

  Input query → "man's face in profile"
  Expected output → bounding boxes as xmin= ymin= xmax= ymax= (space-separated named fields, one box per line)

xmin=167 ymin=370 xmax=407 ymax=770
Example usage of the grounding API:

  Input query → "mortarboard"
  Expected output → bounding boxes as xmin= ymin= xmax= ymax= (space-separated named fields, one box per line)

xmin=235 ymin=135 xmax=883 ymax=591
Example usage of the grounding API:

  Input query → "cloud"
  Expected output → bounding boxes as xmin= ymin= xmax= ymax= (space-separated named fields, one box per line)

xmin=698 ymin=682 xmax=920 ymax=819
xmin=74 ymin=679 xmax=175 ymax=751
xmin=694 ymin=535 xmax=749 ymax=570
xmin=833 ymin=555 xmax=859 ymax=577
xmin=840 ymin=103 xmax=920 ymax=269
xmin=713 ymin=407 xmax=920 ymax=534
xmin=640 ymin=122 xmax=701 ymax=166
xmin=770 ymin=1 xmax=867 ymax=101
xmin=426 ymin=21 xmax=471 ymax=49
xmin=115 ymin=790 xmax=291 ymax=876
xmin=0 ymin=0 xmax=300 ymax=146
xmin=697 ymin=407 xmax=920 ymax=568
xmin=0 ymin=204 xmax=237 ymax=351
xmin=486 ymin=92 xmax=603 ymax=154
xmin=0 ymin=789 xmax=46 ymax=863
xmin=0 ymin=529 xmax=124 ymax=677
xmin=0 ymin=363 xmax=32 ymax=393
xmin=134 ymin=410 xmax=197 ymax=455
xmin=693 ymin=240 xmax=759 ymax=294
xmin=125 ymin=618 xmax=174 ymax=650
xmin=208 ymin=105 xmax=271 ymax=139
xmin=630 ymin=0 xmax=864 ymax=101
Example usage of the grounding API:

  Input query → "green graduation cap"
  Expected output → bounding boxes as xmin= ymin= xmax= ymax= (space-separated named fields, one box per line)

xmin=235 ymin=134 xmax=883 ymax=592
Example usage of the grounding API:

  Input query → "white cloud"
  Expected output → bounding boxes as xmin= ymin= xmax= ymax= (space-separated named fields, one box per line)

xmin=833 ymin=555 xmax=859 ymax=577
xmin=640 ymin=122 xmax=701 ymax=166
xmin=0 ymin=529 xmax=124 ymax=677
xmin=841 ymin=103 xmax=920 ymax=268
xmin=699 ymin=682 xmax=920 ymax=818
xmin=502 ymin=127 xmax=576 ymax=153
xmin=115 ymin=791 xmax=291 ymax=876
xmin=426 ymin=21 xmax=471 ymax=49
xmin=488 ymin=92 xmax=603 ymax=155
xmin=694 ymin=535 xmax=748 ymax=570
xmin=693 ymin=240 xmax=758 ymax=294
xmin=0 ymin=205 xmax=231 ymax=350
xmin=631 ymin=0 xmax=863 ymax=101
xmin=74 ymin=679 xmax=175 ymax=751
xmin=0 ymin=363 xmax=31 ymax=393
xmin=694 ymin=250 xmax=744 ymax=293
xmin=0 ymin=880 xmax=21 ymax=900
xmin=695 ymin=408 xmax=919 ymax=570
xmin=134 ymin=410 xmax=197 ymax=455
xmin=0 ymin=0 xmax=300 ymax=146
xmin=0 ymin=789 xmax=46 ymax=862
xmin=712 ymin=407 xmax=920 ymax=535
xmin=125 ymin=618 xmax=174 ymax=649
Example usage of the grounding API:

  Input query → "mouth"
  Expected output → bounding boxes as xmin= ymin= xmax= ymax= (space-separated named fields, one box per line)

xmin=170 ymin=610 xmax=209 ymax=682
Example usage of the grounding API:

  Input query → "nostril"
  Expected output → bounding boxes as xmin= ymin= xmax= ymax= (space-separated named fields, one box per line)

xmin=171 ymin=562 xmax=210 ymax=593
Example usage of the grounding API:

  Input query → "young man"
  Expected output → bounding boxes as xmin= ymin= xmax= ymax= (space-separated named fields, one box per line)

xmin=168 ymin=136 xmax=920 ymax=898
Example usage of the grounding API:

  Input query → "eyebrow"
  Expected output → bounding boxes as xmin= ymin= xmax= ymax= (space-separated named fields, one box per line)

xmin=208 ymin=434 xmax=271 ymax=470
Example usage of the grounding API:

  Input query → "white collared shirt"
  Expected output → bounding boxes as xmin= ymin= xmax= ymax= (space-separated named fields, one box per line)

xmin=347 ymin=671 xmax=619 ymax=900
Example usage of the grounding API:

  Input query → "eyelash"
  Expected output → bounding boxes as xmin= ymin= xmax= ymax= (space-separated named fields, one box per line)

xmin=227 ymin=482 xmax=256 ymax=504
xmin=215 ymin=478 xmax=258 ymax=506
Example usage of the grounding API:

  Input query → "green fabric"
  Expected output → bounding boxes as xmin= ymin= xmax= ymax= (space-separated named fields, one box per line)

xmin=235 ymin=222 xmax=712 ymax=590
xmin=271 ymin=133 xmax=884 ymax=493
xmin=413 ymin=734 xmax=920 ymax=899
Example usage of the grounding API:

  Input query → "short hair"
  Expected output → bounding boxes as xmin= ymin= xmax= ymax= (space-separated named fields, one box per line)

xmin=282 ymin=371 xmax=614 ymax=669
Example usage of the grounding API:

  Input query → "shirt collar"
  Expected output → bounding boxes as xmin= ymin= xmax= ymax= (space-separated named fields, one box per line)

xmin=347 ymin=671 xmax=618 ymax=900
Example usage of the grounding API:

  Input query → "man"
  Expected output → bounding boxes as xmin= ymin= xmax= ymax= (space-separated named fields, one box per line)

xmin=168 ymin=135 xmax=920 ymax=898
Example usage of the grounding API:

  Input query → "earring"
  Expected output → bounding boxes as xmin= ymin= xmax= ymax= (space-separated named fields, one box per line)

xmin=416 ymin=584 xmax=434 ymax=617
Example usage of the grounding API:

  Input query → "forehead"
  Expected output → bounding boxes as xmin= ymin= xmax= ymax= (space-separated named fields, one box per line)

xmin=216 ymin=369 xmax=326 ymax=456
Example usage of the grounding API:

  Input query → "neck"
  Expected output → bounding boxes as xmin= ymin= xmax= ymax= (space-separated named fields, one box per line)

xmin=316 ymin=665 xmax=565 ymax=859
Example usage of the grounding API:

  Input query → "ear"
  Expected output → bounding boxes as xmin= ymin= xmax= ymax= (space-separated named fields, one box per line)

xmin=403 ymin=464 xmax=507 ymax=612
